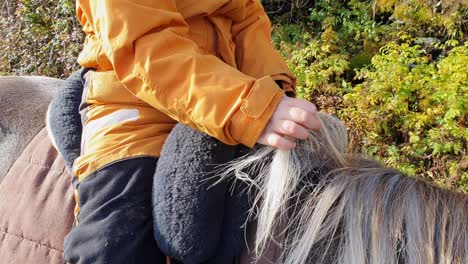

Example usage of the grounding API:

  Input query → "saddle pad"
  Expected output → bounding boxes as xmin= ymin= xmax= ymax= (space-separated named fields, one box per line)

xmin=0 ymin=128 xmax=74 ymax=264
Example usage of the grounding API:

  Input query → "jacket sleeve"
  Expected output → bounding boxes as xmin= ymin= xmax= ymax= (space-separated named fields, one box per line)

xmin=231 ymin=0 xmax=296 ymax=96
xmin=76 ymin=0 xmax=285 ymax=148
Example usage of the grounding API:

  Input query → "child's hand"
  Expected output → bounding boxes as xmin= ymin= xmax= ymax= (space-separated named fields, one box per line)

xmin=257 ymin=96 xmax=321 ymax=150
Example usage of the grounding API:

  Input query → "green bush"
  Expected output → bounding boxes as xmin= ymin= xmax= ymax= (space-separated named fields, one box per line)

xmin=375 ymin=0 xmax=467 ymax=40
xmin=275 ymin=0 xmax=467 ymax=191
xmin=344 ymin=40 xmax=467 ymax=191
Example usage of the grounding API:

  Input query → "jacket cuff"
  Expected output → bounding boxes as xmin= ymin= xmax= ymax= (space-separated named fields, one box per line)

xmin=228 ymin=76 xmax=284 ymax=148
xmin=271 ymin=74 xmax=297 ymax=97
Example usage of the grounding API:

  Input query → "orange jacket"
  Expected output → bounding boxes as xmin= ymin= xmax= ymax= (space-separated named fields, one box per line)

xmin=73 ymin=0 xmax=296 ymax=179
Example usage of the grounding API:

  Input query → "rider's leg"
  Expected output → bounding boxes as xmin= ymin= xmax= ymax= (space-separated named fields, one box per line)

xmin=63 ymin=157 xmax=165 ymax=264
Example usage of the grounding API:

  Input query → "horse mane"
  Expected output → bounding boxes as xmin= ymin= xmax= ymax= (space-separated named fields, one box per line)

xmin=220 ymin=113 xmax=468 ymax=264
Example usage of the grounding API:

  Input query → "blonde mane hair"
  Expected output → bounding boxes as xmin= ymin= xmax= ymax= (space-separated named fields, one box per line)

xmin=220 ymin=113 xmax=468 ymax=264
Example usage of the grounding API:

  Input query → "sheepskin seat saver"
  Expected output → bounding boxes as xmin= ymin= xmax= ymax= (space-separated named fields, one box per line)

xmin=47 ymin=69 xmax=83 ymax=170
xmin=153 ymin=123 xmax=251 ymax=264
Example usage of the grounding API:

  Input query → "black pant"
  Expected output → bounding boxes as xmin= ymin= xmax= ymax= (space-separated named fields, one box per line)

xmin=64 ymin=157 xmax=166 ymax=264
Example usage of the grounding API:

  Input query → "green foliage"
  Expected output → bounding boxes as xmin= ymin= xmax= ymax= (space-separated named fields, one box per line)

xmin=376 ymin=0 xmax=468 ymax=40
xmin=344 ymin=40 xmax=467 ymax=191
xmin=309 ymin=0 xmax=390 ymax=54
xmin=284 ymin=33 xmax=350 ymax=114
xmin=0 ymin=0 xmax=84 ymax=77
xmin=273 ymin=0 xmax=467 ymax=191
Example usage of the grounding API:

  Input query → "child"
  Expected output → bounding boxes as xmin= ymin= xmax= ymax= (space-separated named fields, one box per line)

xmin=64 ymin=0 xmax=320 ymax=263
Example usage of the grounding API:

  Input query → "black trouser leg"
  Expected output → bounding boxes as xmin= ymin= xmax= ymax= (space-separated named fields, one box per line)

xmin=64 ymin=157 xmax=165 ymax=264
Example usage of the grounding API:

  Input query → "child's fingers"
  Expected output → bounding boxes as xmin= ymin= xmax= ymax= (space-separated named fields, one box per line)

xmin=257 ymin=132 xmax=296 ymax=150
xmin=283 ymin=106 xmax=321 ymax=131
xmin=278 ymin=97 xmax=320 ymax=131
xmin=285 ymin=97 xmax=317 ymax=114
xmin=273 ymin=119 xmax=309 ymax=140
xmin=257 ymin=96 xmax=321 ymax=150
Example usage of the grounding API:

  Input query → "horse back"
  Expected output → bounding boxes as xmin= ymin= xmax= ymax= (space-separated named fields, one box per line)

xmin=0 ymin=76 xmax=62 ymax=182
